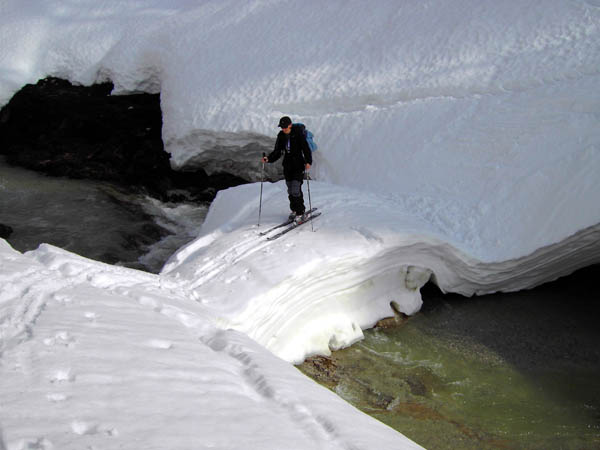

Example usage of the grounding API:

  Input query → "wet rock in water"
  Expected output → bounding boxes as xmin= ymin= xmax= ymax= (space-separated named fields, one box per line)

xmin=362 ymin=385 xmax=397 ymax=410
xmin=0 ymin=77 xmax=248 ymax=202
xmin=404 ymin=373 xmax=430 ymax=397
xmin=375 ymin=316 xmax=404 ymax=329
xmin=0 ymin=223 xmax=13 ymax=239
xmin=374 ymin=309 xmax=410 ymax=329
xmin=298 ymin=355 xmax=340 ymax=388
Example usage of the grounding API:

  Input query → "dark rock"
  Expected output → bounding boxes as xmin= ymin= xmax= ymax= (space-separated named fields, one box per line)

xmin=374 ymin=307 xmax=410 ymax=329
xmin=298 ymin=355 xmax=340 ymax=388
xmin=0 ymin=77 xmax=248 ymax=201
xmin=207 ymin=172 xmax=249 ymax=191
xmin=0 ymin=223 xmax=13 ymax=239
xmin=404 ymin=374 xmax=428 ymax=397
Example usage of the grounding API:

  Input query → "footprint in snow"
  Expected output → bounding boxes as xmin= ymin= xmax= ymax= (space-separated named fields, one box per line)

xmin=49 ymin=368 xmax=75 ymax=383
xmin=43 ymin=331 xmax=75 ymax=347
xmin=8 ymin=436 xmax=53 ymax=450
xmin=71 ymin=421 xmax=98 ymax=436
xmin=84 ymin=311 xmax=98 ymax=321
xmin=71 ymin=421 xmax=118 ymax=437
xmin=146 ymin=339 xmax=173 ymax=350
xmin=46 ymin=393 xmax=69 ymax=403
xmin=52 ymin=293 xmax=72 ymax=305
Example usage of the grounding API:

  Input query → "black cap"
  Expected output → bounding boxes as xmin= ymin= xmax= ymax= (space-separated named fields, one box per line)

xmin=278 ymin=116 xmax=292 ymax=128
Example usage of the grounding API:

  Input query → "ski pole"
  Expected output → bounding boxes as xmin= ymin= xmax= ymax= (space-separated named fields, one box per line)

xmin=258 ymin=152 xmax=265 ymax=227
xmin=306 ymin=167 xmax=313 ymax=232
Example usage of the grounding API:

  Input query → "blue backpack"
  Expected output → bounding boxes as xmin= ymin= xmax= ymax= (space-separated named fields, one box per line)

xmin=294 ymin=123 xmax=318 ymax=152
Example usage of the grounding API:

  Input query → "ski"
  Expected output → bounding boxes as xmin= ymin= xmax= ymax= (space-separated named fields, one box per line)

xmin=258 ymin=208 xmax=318 ymax=236
xmin=265 ymin=211 xmax=322 ymax=241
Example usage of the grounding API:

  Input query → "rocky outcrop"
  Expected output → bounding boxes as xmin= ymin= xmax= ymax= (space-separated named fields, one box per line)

xmin=0 ymin=77 xmax=247 ymax=201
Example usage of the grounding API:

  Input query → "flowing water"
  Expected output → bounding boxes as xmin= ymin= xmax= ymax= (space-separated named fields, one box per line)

xmin=300 ymin=271 xmax=600 ymax=449
xmin=0 ymin=158 xmax=207 ymax=273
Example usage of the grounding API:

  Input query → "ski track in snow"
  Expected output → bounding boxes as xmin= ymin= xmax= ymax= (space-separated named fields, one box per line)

xmin=202 ymin=330 xmax=358 ymax=449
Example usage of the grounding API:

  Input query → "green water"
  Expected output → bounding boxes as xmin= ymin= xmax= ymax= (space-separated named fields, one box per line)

xmin=299 ymin=266 xmax=600 ymax=449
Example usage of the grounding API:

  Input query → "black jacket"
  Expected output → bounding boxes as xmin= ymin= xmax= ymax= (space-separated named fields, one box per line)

xmin=267 ymin=124 xmax=312 ymax=180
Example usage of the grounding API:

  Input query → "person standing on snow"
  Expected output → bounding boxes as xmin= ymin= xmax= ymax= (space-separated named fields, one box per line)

xmin=262 ymin=116 xmax=312 ymax=222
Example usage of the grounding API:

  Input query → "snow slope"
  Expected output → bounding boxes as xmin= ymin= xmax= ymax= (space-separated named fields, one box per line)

xmin=0 ymin=0 xmax=598 ymax=261
xmin=0 ymin=239 xmax=420 ymax=449
xmin=162 ymin=181 xmax=600 ymax=363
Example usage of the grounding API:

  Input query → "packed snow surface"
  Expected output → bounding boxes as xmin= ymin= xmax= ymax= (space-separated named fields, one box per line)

xmin=1 ymin=0 xmax=600 ymax=448
xmin=0 ymin=239 xmax=421 ymax=449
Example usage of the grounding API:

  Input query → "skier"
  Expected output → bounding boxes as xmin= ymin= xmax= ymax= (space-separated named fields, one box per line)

xmin=262 ymin=116 xmax=312 ymax=222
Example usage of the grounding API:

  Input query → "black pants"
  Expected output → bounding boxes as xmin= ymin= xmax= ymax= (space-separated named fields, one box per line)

xmin=286 ymin=178 xmax=305 ymax=215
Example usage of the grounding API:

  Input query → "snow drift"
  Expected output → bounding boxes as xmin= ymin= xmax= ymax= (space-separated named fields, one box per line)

xmin=0 ymin=239 xmax=420 ymax=449
xmin=1 ymin=0 xmax=598 ymax=262
xmin=161 ymin=181 xmax=600 ymax=363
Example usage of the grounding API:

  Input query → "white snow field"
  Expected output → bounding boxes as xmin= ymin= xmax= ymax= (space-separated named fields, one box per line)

xmin=0 ymin=239 xmax=420 ymax=449
xmin=1 ymin=0 xmax=600 ymax=448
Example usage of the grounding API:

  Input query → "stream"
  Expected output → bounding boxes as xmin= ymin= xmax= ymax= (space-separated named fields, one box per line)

xmin=299 ymin=274 xmax=600 ymax=449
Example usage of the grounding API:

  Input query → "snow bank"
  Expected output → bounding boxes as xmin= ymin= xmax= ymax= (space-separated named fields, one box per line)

xmin=162 ymin=181 xmax=600 ymax=363
xmin=1 ymin=0 xmax=598 ymax=260
xmin=0 ymin=238 xmax=420 ymax=449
